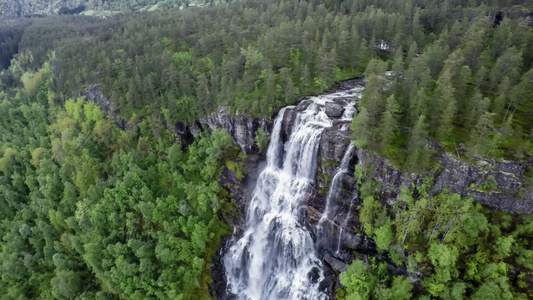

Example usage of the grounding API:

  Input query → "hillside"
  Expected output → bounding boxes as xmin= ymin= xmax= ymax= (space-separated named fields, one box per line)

xmin=0 ymin=0 xmax=183 ymax=18
xmin=0 ymin=0 xmax=532 ymax=299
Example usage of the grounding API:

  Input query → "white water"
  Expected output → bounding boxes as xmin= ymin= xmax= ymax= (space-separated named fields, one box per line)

xmin=224 ymin=86 xmax=361 ymax=300
xmin=316 ymin=142 xmax=355 ymax=250
xmin=336 ymin=180 xmax=359 ymax=254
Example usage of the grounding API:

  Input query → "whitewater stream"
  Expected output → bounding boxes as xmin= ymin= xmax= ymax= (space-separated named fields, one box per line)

xmin=223 ymin=85 xmax=363 ymax=300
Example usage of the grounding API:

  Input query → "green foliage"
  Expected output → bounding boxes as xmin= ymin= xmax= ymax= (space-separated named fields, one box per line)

xmin=21 ymin=69 xmax=46 ymax=96
xmin=375 ymin=220 xmax=393 ymax=253
xmin=0 ymin=66 xmax=237 ymax=299
xmin=359 ymin=196 xmax=382 ymax=236
xmin=10 ymin=0 xmax=374 ymax=122
xmin=339 ymin=260 xmax=377 ymax=300
xmin=389 ymin=276 xmax=413 ymax=300
xmin=341 ymin=259 xmax=413 ymax=300
xmin=344 ymin=175 xmax=532 ymax=299
xmin=351 ymin=4 xmax=533 ymax=164
xmin=1 ymin=0 xmax=532 ymax=299
xmin=427 ymin=242 xmax=459 ymax=286
xmin=254 ymin=127 xmax=270 ymax=151
xmin=481 ymin=175 xmax=498 ymax=192
xmin=226 ymin=160 xmax=245 ymax=181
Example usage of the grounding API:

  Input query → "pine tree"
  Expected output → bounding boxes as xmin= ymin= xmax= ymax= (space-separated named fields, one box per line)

xmin=409 ymin=86 xmax=429 ymax=125
xmin=406 ymin=115 xmax=430 ymax=172
xmin=360 ymin=75 xmax=387 ymax=136
xmin=432 ymin=69 xmax=455 ymax=139
xmin=467 ymin=112 xmax=496 ymax=157
xmin=406 ymin=41 xmax=418 ymax=67
xmin=392 ymin=49 xmax=405 ymax=94
xmin=352 ymin=108 xmax=372 ymax=148
xmin=378 ymin=95 xmax=400 ymax=151
xmin=438 ymin=97 xmax=456 ymax=145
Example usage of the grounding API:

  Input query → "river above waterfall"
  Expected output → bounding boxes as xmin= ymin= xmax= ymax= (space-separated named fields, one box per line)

xmin=223 ymin=83 xmax=364 ymax=300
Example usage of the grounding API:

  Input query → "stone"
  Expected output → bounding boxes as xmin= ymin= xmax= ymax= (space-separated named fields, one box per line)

xmin=324 ymin=253 xmax=348 ymax=273
xmin=281 ymin=107 xmax=297 ymax=143
xmin=199 ymin=107 xmax=271 ymax=155
xmin=294 ymin=99 xmax=312 ymax=112
xmin=302 ymin=205 xmax=322 ymax=222
xmin=343 ymin=232 xmax=363 ymax=248
xmin=325 ymin=102 xmax=344 ymax=118
xmin=319 ymin=128 xmax=351 ymax=162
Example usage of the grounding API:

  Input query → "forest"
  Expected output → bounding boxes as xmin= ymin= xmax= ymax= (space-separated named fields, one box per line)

xmin=0 ymin=0 xmax=185 ymax=18
xmin=0 ymin=0 xmax=532 ymax=298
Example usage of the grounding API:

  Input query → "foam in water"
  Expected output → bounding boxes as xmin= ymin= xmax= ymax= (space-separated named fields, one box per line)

xmin=223 ymin=86 xmax=362 ymax=300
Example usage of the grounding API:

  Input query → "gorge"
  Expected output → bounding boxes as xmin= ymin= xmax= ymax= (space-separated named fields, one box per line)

xmin=199 ymin=79 xmax=533 ymax=300
xmin=222 ymin=84 xmax=363 ymax=299
xmin=82 ymin=78 xmax=532 ymax=299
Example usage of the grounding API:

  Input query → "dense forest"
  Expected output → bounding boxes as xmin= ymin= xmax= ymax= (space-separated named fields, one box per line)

xmin=1 ymin=62 xmax=243 ymax=298
xmin=340 ymin=164 xmax=533 ymax=299
xmin=0 ymin=0 xmax=532 ymax=298
xmin=0 ymin=0 xmax=185 ymax=18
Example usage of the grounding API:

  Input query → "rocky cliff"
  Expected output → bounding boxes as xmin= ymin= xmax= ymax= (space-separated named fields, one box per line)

xmin=83 ymin=84 xmax=273 ymax=155
xmin=357 ymin=149 xmax=533 ymax=214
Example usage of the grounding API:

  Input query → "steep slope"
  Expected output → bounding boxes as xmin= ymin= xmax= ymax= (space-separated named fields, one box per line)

xmin=0 ymin=0 xmax=174 ymax=17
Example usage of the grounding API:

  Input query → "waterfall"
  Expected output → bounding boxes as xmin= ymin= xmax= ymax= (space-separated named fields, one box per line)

xmin=223 ymin=86 xmax=361 ymax=300
xmin=336 ymin=185 xmax=359 ymax=254
xmin=316 ymin=142 xmax=355 ymax=251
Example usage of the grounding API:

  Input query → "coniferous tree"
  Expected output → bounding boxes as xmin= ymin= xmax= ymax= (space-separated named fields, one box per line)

xmin=468 ymin=111 xmax=496 ymax=157
xmin=406 ymin=115 xmax=430 ymax=172
xmin=378 ymin=95 xmax=400 ymax=151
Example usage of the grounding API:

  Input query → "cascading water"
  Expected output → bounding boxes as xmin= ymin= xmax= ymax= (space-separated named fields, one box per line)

xmin=223 ymin=85 xmax=362 ymax=300
xmin=316 ymin=142 xmax=355 ymax=251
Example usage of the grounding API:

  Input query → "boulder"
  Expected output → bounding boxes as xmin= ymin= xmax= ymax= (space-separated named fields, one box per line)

xmin=325 ymin=102 xmax=344 ymax=118
xmin=324 ymin=253 xmax=347 ymax=273
xmin=294 ymin=99 xmax=312 ymax=112
xmin=302 ymin=205 xmax=322 ymax=223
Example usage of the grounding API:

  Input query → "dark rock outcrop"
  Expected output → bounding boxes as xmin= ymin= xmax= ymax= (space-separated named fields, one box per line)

xmin=357 ymin=149 xmax=533 ymax=214
xmin=199 ymin=107 xmax=272 ymax=155
xmin=324 ymin=253 xmax=347 ymax=272
xmin=325 ymin=102 xmax=344 ymax=118
xmin=320 ymin=126 xmax=352 ymax=162
xmin=82 ymin=85 xmax=273 ymax=155
xmin=83 ymin=85 xmax=132 ymax=130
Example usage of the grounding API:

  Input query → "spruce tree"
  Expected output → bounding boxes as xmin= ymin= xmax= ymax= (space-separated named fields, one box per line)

xmin=406 ymin=115 xmax=430 ymax=172
xmin=378 ymin=95 xmax=400 ymax=151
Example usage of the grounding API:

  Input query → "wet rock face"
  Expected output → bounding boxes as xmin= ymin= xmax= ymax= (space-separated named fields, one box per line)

xmin=281 ymin=107 xmax=297 ymax=143
xmin=320 ymin=127 xmax=352 ymax=162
